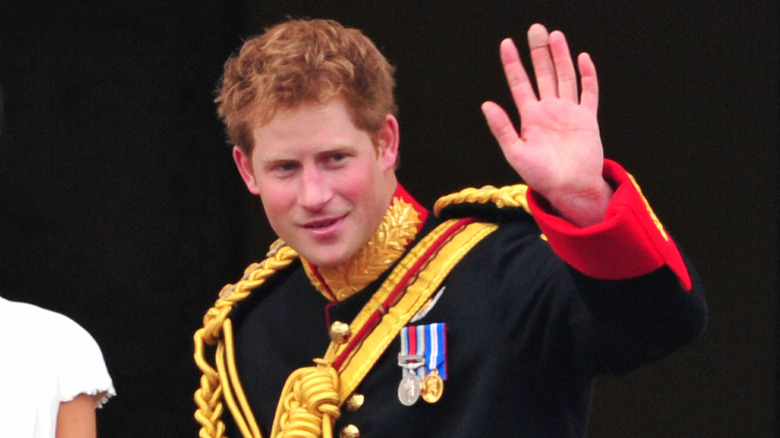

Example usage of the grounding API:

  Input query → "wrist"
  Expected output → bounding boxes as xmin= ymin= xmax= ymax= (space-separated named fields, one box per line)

xmin=546 ymin=179 xmax=613 ymax=227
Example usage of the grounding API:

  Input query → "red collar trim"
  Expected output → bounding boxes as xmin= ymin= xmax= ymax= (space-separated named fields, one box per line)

xmin=394 ymin=183 xmax=429 ymax=231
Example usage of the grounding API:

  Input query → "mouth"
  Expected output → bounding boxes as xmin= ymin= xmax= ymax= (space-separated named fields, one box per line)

xmin=299 ymin=214 xmax=346 ymax=237
xmin=303 ymin=217 xmax=340 ymax=229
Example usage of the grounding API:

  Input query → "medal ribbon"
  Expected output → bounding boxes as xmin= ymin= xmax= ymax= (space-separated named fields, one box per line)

xmin=399 ymin=326 xmax=424 ymax=379
xmin=401 ymin=323 xmax=447 ymax=380
xmin=414 ymin=326 xmax=426 ymax=379
xmin=424 ymin=323 xmax=447 ymax=380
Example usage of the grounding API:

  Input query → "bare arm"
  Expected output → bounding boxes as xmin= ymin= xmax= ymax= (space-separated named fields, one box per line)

xmin=56 ymin=393 xmax=98 ymax=438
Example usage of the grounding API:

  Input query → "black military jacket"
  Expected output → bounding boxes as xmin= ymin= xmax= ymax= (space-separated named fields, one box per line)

xmin=226 ymin=198 xmax=706 ymax=438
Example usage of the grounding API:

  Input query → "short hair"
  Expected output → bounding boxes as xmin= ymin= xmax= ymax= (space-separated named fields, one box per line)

xmin=216 ymin=18 xmax=397 ymax=154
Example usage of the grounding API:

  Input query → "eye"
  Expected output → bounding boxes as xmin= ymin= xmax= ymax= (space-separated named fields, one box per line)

xmin=279 ymin=162 xmax=299 ymax=172
xmin=267 ymin=161 xmax=299 ymax=177
xmin=325 ymin=151 xmax=353 ymax=168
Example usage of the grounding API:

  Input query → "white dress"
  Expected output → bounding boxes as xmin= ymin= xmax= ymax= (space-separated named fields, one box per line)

xmin=0 ymin=296 xmax=115 ymax=438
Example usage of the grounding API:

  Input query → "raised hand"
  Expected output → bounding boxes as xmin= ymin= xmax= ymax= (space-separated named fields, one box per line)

xmin=481 ymin=24 xmax=612 ymax=227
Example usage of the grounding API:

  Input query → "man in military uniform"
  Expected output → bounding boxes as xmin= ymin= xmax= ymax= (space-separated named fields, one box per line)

xmin=194 ymin=18 xmax=707 ymax=438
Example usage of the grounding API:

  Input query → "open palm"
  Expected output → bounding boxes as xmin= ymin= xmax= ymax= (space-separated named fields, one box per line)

xmin=482 ymin=24 xmax=611 ymax=226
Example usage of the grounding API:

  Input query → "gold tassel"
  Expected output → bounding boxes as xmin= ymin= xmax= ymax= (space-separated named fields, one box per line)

xmin=272 ymin=359 xmax=340 ymax=438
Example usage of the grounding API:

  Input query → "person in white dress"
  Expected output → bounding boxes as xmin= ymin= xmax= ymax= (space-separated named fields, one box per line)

xmin=0 ymin=296 xmax=115 ymax=438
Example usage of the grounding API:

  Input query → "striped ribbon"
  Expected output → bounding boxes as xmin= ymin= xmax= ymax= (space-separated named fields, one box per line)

xmin=400 ymin=323 xmax=447 ymax=380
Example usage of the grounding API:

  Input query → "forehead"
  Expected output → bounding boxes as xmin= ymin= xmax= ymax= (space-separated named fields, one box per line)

xmin=250 ymin=98 xmax=371 ymax=155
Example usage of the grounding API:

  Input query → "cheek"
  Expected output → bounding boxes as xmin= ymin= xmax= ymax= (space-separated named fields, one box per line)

xmin=337 ymin=169 xmax=378 ymax=203
xmin=257 ymin=184 xmax=294 ymax=219
xmin=344 ymin=170 xmax=388 ymax=222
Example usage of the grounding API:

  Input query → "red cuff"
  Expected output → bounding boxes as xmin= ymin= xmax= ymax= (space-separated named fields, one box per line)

xmin=527 ymin=159 xmax=692 ymax=291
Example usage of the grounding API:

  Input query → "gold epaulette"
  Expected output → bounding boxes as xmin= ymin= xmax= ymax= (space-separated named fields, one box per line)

xmin=433 ymin=184 xmax=532 ymax=216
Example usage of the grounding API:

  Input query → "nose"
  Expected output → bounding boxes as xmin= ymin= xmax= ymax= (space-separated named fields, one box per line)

xmin=297 ymin=166 xmax=333 ymax=210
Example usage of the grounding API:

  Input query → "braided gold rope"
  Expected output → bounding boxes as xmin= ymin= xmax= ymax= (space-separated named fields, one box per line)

xmin=433 ymin=184 xmax=531 ymax=216
xmin=194 ymin=242 xmax=298 ymax=438
xmin=273 ymin=358 xmax=340 ymax=438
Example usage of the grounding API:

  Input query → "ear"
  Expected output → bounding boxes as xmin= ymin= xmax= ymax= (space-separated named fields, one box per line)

xmin=232 ymin=145 xmax=261 ymax=195
xmin=376 ymin=114 xmax=400 ymax=172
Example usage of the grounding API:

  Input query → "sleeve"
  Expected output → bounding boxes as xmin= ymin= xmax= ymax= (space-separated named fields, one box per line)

xmin=524 ymin=159 xmax=706 ymax=374
xmin=54 ymin=315 xmax=116 ymax=407
xmin=526 ymin=159 xmax=692 ymax=291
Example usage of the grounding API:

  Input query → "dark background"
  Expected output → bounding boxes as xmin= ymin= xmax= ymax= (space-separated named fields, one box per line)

xmin=0 ymin=1 xmax=776 ymax=437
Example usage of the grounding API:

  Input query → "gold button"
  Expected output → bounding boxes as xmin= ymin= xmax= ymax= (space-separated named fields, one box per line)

xmin=345 ymin=393 xmax=365 ymax=412
xmin=329 ymin=321 xmax=351 ymax=344
xmin=340 ymin=424 xmax=360 ymax=438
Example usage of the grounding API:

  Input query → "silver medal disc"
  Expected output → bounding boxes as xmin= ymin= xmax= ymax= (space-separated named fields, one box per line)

xmin=397 ymin=374 xmax=422 ymax=406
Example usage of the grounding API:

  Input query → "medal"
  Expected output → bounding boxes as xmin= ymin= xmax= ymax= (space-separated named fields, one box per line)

xmin=398 ymin=326 xmax=426 ymax=406
xmin=397 ymin=373 xmax=422 ymax=406
xmin=397 ymin=353 xmax=424 ymax=406
xmin=399 ymin=324 xmax=448 ymax=405
xmin=421 ymin=371 xmax=444 ymax=403
xmin=421 ymin=323 xmax=447 ymax=404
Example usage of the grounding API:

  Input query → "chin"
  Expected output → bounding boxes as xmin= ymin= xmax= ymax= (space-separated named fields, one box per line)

xmin=320 ymin=245 xmax=365 ymax=268
xmin=299 ymin=250 xmax=348 ymax=269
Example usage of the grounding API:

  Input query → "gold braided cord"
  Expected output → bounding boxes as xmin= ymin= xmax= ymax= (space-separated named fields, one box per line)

xmin=223 ymin=320 xmax=262 ymax=438
xmin=433 ymin=184 xmax=531 ymax=216
xmin=194 ymin=241 xmax=299 ymax=438
xmin=215 ymin=341 xmax=247 ymax=436
xmin=271 ymin=358 xmax=340 ymax=438
xmin=193 ymin=340 xmax=226 ymax=438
